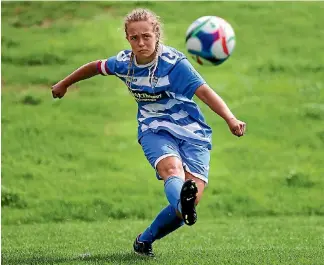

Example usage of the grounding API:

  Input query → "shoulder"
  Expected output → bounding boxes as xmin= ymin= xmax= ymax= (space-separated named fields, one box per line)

xmin=159 ymin=45 xmax=187 ymax=64
xmin=106 ymin=49 xmax=132 ymax=74
xmin=115 ymin=49 xmax=132 ymax=63
xmin=161 ymin=45 xmax=186 ymax=57
xmin=169 ymin=58 xmax=198 ymax=78
xmin=158 ymin=45 xmax=189 ymax=75
xmin=168 ymin=57 xmax=204 ymax=83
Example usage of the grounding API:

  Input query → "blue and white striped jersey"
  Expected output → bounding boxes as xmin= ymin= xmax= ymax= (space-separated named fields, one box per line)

xmin=97 ymin=45 xmax=212 ymax=149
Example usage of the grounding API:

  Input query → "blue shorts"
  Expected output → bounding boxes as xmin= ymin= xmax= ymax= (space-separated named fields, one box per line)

xmin=140 ymin=130 xmax=210 ymax=183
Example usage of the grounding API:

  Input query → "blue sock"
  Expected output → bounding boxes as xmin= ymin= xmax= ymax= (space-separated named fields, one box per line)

xmin=164 ymin=176 xmax=184 ymax=213
xmin=139 ymin=204 xmax=184 ymax=244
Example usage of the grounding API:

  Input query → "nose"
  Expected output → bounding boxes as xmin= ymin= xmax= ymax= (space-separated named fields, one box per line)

xmin=138 ymin=38 xmax=145 ymax=47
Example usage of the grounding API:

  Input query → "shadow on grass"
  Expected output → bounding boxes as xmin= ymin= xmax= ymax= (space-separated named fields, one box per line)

xmin=2 ymin=252 xmax=157 ymax=264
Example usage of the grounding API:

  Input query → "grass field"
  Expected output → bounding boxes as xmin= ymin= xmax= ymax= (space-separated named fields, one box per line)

xmin=2 ymin=217 xmax=324 ymax=265
xmin=1 ymin=1 xmax=324 ymax=264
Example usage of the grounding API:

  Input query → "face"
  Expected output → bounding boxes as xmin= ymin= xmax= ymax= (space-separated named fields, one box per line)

xmin=126 ymin=20 xmax=158 ymax=64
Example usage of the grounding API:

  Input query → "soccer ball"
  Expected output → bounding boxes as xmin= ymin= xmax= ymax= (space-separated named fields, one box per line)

xmin=185 ymin=16 xmax=236 ymax=65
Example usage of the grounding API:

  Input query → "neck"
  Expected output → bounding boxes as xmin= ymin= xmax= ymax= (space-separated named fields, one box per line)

xmin=136 ymin=52 xmax=157 ymax=65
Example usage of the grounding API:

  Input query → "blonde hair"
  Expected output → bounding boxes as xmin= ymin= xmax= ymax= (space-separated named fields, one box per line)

xmin=124 ymin=8 xmax=163 ymax=91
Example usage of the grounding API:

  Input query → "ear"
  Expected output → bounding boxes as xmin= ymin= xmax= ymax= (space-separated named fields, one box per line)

xmin=155 ymin=30 xmax=160 ymax=39
xmin=155 ymin=25 xmax=160 ymax=34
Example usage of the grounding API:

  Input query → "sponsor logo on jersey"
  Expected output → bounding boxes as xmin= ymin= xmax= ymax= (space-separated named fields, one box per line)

xmin=128 ymin=87 xmax=169 ymax=102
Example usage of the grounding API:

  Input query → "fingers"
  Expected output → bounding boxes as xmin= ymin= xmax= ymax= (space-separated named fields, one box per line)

xmin=52 ymin=91 xmax=61 ymax=99
xmin=51 ymin=87 xmax=64 ymax=99
xmin=240 ymin=122 xmax=246 ymax=134
xmin=232 ymin=122 xmax=246 ymax=137
xmin=234 ymin=128 xmax=243 ymax=137
xmin=52 ymin=93 xmax=63 ymax=99
xmin=51 ymin=86 xmax=58 ymax=99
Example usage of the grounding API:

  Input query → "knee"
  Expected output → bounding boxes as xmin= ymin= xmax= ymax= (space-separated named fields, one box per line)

xmin=156 ymin=157 xmax=184 ymax=179
xmin=160 ymin=163 xmax=183 ymax=178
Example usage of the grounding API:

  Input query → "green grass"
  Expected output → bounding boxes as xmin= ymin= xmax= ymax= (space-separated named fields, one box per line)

xmin=2 ymin=1 xmax=324 ymax=224
xmin=2 ymin=217 xmax=324 ymax=265
xmin=2 ymin=1 xmax=324 ymax=264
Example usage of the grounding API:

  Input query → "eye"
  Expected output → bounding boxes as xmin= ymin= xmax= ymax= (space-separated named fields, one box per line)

xmin=130 ymin=36 xmax=137 ymax=41
xmin=144 ymin=35 xmax=151 ymax=39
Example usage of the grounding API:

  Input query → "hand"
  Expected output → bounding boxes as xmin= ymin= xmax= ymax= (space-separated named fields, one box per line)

xmin=51 ymin=82 xmax=68 ymax=99
xmin=226 ymin=118 xmax=246 ymax=137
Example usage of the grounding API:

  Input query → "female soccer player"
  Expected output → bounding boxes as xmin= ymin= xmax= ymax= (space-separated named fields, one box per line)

xmin=52 ymin=8 xmax=246 ymax=257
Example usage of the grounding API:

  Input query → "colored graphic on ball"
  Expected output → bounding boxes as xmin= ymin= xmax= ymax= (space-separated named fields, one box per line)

xmin=186 ymin=16 xmax=236 ymax=66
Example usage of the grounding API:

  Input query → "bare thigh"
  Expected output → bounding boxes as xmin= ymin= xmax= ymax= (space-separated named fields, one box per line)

xmin=185 ymin=171 xmax=206 ymax=205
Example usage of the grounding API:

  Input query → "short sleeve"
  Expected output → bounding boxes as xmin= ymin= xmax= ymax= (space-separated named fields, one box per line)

xmin=168 ymin=59 xmax=206 ymax=99
xmin=97 ymin=57 xmax=116 ymax=76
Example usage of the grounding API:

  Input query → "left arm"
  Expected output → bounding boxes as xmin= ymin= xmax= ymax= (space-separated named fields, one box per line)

xmin=195 ymin=84 xmax=246 ymax=137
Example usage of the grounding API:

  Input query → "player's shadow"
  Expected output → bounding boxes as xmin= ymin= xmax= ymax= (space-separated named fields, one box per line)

xmin=2 ymin=252 xmax=157 ymax=264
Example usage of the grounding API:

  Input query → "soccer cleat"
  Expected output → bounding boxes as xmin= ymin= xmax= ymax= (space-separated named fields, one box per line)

xmin=180 ymin=179 xmax=198 ymax=226
xmin=133 ymin=234 xmax=155 ymax=257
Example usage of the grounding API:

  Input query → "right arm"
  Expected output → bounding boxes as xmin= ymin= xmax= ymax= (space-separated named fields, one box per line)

xmin=51 ymin=60 xmax=100 ymax=98
xmin=195 ymin=84 xmax=246 ymax=137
